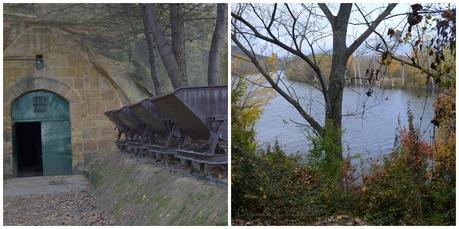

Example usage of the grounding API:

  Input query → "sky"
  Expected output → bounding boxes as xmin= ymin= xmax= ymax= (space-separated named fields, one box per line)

xmin=231 ymin=3 xmax=452 ymax=58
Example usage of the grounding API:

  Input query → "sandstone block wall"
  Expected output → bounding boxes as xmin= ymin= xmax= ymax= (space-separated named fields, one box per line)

xmin=3 ymin=22 xmax=129 ymax=177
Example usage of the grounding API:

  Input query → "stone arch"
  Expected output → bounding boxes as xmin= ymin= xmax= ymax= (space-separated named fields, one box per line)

xmin=4 ymin=24 xmax=140 ymax=105
xmin=5 ymin=77 xmax=82 ymax=106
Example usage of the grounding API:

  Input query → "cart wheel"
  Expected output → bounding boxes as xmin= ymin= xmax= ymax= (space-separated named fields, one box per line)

xmin=190 ymin=161 xmax=199 ymax=174
xmin=138 ymin=149 xmax=144 ymax=160
xmin=204 ymin=164 xmax=211 ymax=178
xmin=181 ymin=159 xmax=191 ymax=170
xmin=199 ymin=162 xmax=206 ymax=176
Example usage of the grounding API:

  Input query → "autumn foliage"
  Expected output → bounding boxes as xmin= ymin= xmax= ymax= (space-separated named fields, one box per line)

xmin=232 ymin=3 xmax=455 ymax=225
xmin=232 ymin=81 xmax=455 ymax=225
xmin=360 ymin=104 xmax=455 ymax=225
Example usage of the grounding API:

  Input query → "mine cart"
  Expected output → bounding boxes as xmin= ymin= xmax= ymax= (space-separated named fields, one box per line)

xmin=151 ymin=86 xmax=228 ymax=181
xmin=104 ymin=110 xmax=130 ymax=153
xmin=128 ymin=99 xmax=183 ymax=162
xmin=111 ymin=107 xmax=146 ymax=156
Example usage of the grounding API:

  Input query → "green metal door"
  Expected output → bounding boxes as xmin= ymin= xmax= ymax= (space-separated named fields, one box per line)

xmin=41 ymin=121 xmax=72 ymax=175
xmin=11 ymin=90 xmax=72 ymax=176
xmin=12 ymin=91 xmax=70 ymax=121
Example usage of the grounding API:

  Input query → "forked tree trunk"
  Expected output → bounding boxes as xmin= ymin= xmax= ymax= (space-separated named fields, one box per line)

xmin=142 ymin=6 xmax=163 ymax=95
xmin=142 ymin=4 xmax=187 ymax=89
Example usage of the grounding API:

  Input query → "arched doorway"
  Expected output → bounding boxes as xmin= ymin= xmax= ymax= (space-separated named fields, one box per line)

xmin=12 ymin=90 xmax=72 ymax=177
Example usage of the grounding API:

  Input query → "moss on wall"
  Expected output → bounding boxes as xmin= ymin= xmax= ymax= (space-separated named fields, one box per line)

xmin=84 ymin=152 xmax=228 ymax=226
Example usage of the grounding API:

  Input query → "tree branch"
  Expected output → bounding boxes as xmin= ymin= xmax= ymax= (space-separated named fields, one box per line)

xmin=232 ymin=33 xmax=325 ymax=135
xmin=231 ymin=10 xmax=329 ymax=100
xmin=355 ymin=4 xmax=389 ymax=51
xmin=318 ymin=3 xmax=334 ymax=24
xmin=347 ymin=3 xmax=397 ymax=55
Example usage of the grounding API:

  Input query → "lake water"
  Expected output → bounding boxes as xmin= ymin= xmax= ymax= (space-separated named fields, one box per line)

xmin=255 ymin=78 xmax=435 ymax=161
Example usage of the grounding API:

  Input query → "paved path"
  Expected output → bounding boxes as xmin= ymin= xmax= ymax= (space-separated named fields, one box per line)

xmin=4 ymin=175 xmax=106 ymax=226
xmin=4 ymin=175 xmax=89 ymax=196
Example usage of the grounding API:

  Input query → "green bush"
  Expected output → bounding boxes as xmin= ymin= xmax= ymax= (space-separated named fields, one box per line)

xmin=232 ymin=142 xmax=315 ymax=224
xmin=231 ymin=79 xmax=455 ymax=225
xmin=232 ymin=122 xmax=357 ymax=224
xmin=360 ymin=109 xmax=455 ymax=225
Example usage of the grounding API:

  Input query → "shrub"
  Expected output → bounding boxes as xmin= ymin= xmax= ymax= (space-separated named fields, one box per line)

xmin=361 ymin=108 xmax=455 ymax=225
xmin=232 ymin=78 xmax=455 ymax=225
xmin=232 ymin=142 xmax=318 ymax=224
xmin=232 ymin=121 xmax=361 ymax=224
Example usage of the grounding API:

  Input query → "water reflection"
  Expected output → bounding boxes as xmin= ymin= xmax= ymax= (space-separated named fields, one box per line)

xmin=255 ymin=78 xmax=435 ymax=161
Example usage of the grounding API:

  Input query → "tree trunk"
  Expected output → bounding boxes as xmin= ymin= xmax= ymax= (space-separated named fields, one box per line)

xmin=324 ymin=4 xmax=352 ymax=160
xmin=142 ymin=4 xmax=186 ymax=89
xmin=326 ymin=58 xmax=346 ymax=159
xmin=207 ymin=4 xmax=227 ymax=85
xmin=169 ymin=4 xmax=188 ymax=87
xmin=142 ymin=6 xmax=163 ymax=95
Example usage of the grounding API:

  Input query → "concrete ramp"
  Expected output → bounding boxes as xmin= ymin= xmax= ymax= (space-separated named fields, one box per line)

xmin=4 ymin=175 xmax=89 ymax=196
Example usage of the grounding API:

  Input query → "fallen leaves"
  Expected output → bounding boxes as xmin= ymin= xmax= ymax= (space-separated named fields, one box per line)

xmin=4 ymin=191 xmax=107 ymax=226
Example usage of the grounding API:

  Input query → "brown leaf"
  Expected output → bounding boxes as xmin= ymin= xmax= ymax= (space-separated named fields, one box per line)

xmin=441 ymin=10 xmax=453 ymax=20
xmin=411 ymin=4 xmax=423 ymax=12
xmin=387 ymin=28 xmax=395 ymax=38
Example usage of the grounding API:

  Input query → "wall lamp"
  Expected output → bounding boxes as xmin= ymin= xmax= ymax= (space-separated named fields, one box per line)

xmin=3 ymin=55 xmax=45 ymax=70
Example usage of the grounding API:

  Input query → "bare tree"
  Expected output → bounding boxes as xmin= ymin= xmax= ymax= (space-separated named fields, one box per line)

xmin=208 ymin=4 xmax=227 ymax=85
xmin=9 ymin=4 xmax=222 ymax=94
xmin=142 ymin=6 xmax=164 ymax=95
xmin=232 ymin=3 xmax=397 ymax=158
xmin=142 ymin=4 xmax=187 ymax=89
xmin=143 ymin=3 xmax=228 ymax=89
xmin=170 ymin=4 xmax=188 ymax=87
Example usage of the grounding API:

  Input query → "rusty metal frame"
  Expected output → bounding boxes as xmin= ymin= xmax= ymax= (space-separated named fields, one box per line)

xmin=104 ymin=85 xmax=228 ymax=182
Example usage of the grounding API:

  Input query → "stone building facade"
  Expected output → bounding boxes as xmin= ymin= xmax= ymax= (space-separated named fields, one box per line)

xmin=3 ymin=21 xmax=141 ymax=177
